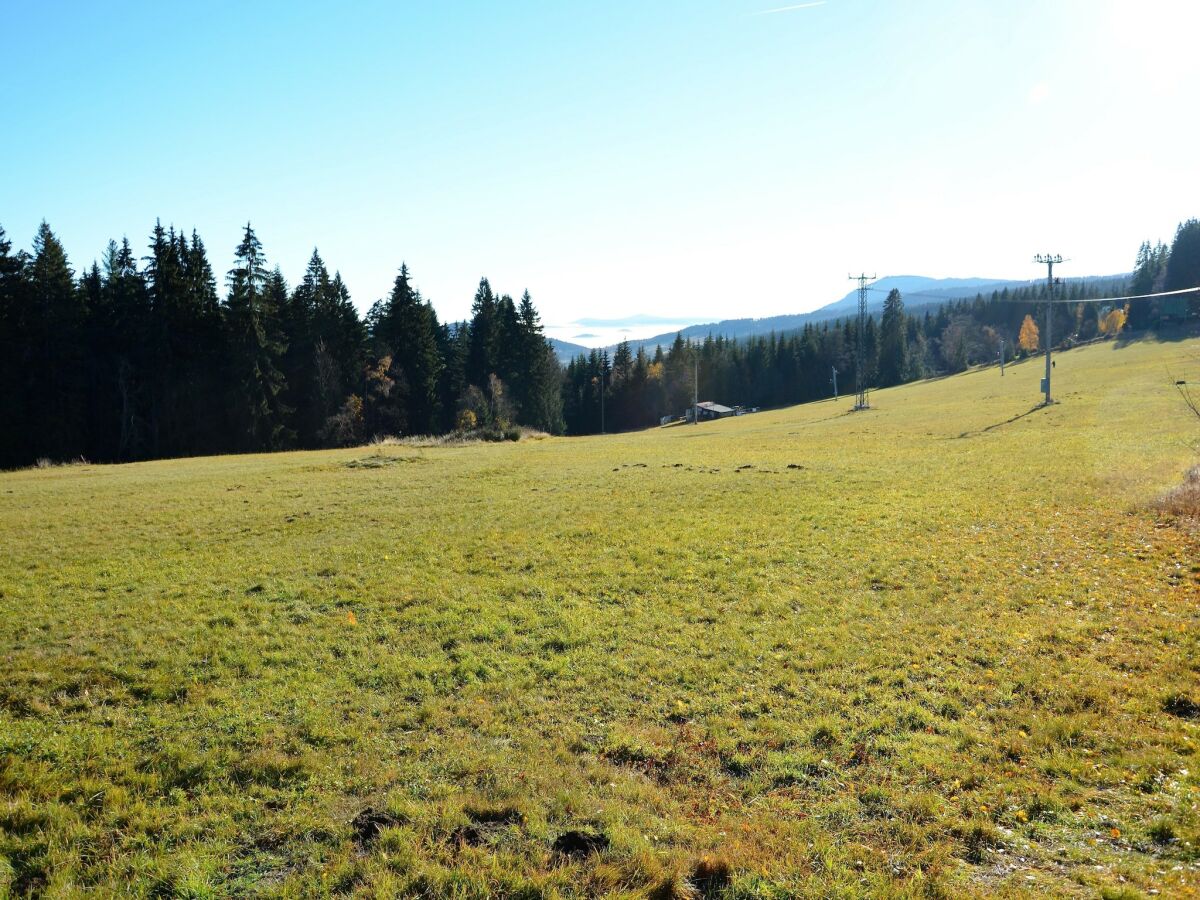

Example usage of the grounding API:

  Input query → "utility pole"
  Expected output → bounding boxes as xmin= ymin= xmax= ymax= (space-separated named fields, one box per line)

xmin=998 ymin=339 xmax=1005 ymax=376
xmin=849 ymin=273 xmax=875 ymax=410
xmin=831 ymin=365 xmax=839 ymax=400
xmin=693 ymin=355 xmax=699 ymax=424
xmin=1033 ymin=254 xmax=1062 ymax=404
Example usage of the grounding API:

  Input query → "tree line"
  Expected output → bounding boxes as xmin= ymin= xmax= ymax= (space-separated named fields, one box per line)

xmin=2 ymin=217 xmax=1196 ymax=463
xmin=0 ymin=221 xmax=562 ymax=468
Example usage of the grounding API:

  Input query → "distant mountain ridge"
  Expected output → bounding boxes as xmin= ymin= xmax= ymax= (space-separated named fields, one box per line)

xmin=548 ymin=337 xmax=589 ymax=363
xmin=587 ymin=274 xmax=1128 ymax=356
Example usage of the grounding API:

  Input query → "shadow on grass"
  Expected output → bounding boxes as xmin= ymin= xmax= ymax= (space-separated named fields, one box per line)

xmin=955 ymin=403 xmax=1046 ymax=439
xmin=1115 ymin=321 xmax=1200 ymax=347
xmin=786 ymin=409 xmax=861 ymax=432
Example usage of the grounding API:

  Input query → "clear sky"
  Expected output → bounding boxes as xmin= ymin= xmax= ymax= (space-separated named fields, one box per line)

xmin=4 ymin=0 xmax=1198 ymax=341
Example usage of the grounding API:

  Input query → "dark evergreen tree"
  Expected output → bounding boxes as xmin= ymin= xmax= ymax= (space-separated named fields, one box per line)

xmin=438 ymin=321 xmax=470 ymax=431
xmin=1165 ymin=219 xmax=1200 ymax=318
xmin=510 ymin=290 xmax=564 ymax=433
xmin=97 ymin=238 xmax=152 ymax=459
xmin=318 ymin=272 xmax=366 ymax=436
xmin=466 ymin=278 xmax=499 ymax=388
xmin=144 ymin=221 xmax=186 ymax=454
xmin=876 ymin=288 xmax=908 ymax=387
xmin=1128 ymin=240 xmax=1168 ymax=329
xmin=279 ymin=250 xmax=322 ymax=445
xmin=0 ymin=226 xmax=30 ymax=467
xmin=177 ymin=230 xmax=225 ymax=455
xmin=224 ymin=224 xmax=290 ymax=451
xmin=495 ymin=292 xmax=521 ymax=385
xmin=373 ymin=264 xmax=442 ymax=434
xmin=27 ymin=223 xmax=86 ymax=460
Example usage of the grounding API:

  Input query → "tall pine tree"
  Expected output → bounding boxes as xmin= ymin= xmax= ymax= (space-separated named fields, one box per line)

xmin=1165 ymin=219 xmax=1200 ymax=318
xmin=0 ymin=226 xmax=30 ymax=467
xmin=374 ymin=264 xmax=443 ymax=435
xmin=876 ymin=288 xmax=909 ymax=387
xmin=28 ymin=223 xmax=86 ymax=460
xmin=224 ymin=224 xmax=291 ymax=451
xmin=466 ymin=278 xmax=499 ymax=388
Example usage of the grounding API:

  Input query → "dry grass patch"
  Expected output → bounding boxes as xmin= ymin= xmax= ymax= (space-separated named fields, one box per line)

xmin=371 ymin=426 xmax=549 ymax=448
xmin=1154 ymin=464 xmax=1200 ymax=523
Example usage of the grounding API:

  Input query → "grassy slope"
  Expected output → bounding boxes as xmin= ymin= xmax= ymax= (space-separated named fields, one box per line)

xmin=1 ymin=336 xmax=1198 ymax=898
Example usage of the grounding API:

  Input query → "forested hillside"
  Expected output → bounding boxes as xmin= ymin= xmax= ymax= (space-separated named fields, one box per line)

xmin=0 ymin=223 xmax=562 ymax=468
xmin=1 ymin=218 xmax=1197 ymax=464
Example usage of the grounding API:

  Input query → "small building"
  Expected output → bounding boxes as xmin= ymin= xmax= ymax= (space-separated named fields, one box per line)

xmin=685 ymin=401 xmax=736 ymax=422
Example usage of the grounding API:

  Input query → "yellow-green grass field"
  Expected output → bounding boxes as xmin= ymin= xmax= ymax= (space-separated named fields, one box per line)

xmin=2 ymin=335 xmax=1199 ymax=898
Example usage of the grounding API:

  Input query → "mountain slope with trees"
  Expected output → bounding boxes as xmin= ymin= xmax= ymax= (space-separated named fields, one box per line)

xmin=1 ymin=217 xmax=1197 ymax=464
xmin=563 ymin=224 xmax=1197 ymax=434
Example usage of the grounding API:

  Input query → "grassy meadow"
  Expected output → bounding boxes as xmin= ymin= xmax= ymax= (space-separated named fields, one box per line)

xmin=2 ymin=334 xmax=1199 ymax=898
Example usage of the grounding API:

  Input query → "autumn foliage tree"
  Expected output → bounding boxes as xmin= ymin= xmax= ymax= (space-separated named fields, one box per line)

xmin=1018 ymin=314 xmax=1040 ymax=354
xmin=1098 ymin=306 xmax=1128 ymax=336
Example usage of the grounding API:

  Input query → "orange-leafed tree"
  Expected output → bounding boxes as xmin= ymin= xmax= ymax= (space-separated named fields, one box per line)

xmin=1018 ymin=315 xmax=1040 ymax=354
xmin=1099 ymin=305 xmax=1128 ymax=336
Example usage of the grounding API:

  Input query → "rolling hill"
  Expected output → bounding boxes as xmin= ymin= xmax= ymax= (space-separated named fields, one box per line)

xmin=2 ymin=332 xmax=1197 ymax=896
xmin=548 ymin=337 xmax=590 ymax=363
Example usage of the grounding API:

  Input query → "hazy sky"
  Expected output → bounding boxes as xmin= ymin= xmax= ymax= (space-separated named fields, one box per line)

xmin=4 ymin=0 xmax=1198 ymax=333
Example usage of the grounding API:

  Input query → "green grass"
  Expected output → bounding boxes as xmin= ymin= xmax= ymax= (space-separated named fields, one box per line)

xmin=2 ymin=335 xmax=1199 ymax=897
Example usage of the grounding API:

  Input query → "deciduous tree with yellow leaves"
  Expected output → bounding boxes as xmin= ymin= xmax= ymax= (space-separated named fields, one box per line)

xmin=1018 ymin=315 xmax=1040 ymax=354
xmin=1099 ymin=305 xmax=1128 ymax=336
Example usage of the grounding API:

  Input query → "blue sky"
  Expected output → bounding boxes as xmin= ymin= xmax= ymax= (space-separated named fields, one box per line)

xmin=4 ymin=1 xmax=1198 ymax=344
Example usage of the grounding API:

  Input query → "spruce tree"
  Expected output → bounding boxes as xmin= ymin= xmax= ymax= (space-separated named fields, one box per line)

xmin=181 ymin=230 xmax=226 ymax=454
xmin=328 ymin=273 xmax=366 ymax=388
xmin=280 ymin=249 xmax=322 ymax=445
xmin=98 ymin=238 xmax=152 ymax=459
xmin=466 ymin=278 xmax=498 ymax=388
xmin=144 ymin=221 xmax=185 ymax=453
xmin=28 ymin=222 xmax=86 ymax=460
xmin=508 ymin=290 xmax=563 ymax=432
xmin=0 ymin=226 xmax=30 ymax=467
xmin=224 ymin=224 xmax=291 ymax=451
xmin=876 ymin=288 xmax=909 ymax=387
xmin=375 ymin=264 xmax=443 ymax=434
xmin=438 ymin=321 xmax=469 ymax=432
xmin=495 ymin=293 xmax=521 ymax=385
xmin=1164 ymin=219 xmax=1200 ymax=317
xmin=265 ymin=268 xmax=297 ymax=447
xmin=863 ymin=315 xmax=879 ymax=386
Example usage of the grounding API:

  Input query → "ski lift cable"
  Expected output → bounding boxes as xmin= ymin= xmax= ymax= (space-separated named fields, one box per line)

xmin=863 ymin=284 xmax=1199 ymax=306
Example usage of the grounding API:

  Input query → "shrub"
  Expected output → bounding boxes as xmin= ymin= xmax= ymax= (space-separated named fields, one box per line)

xmin=320 ymin=394 xmax=365 ymax=447
xmin=477 ymin=427 xmax=521 ymax=443
xmin=1153 ymin=466 xmax=1200 ymax=521
xmin=456 ymin=409 xmax=477 ymax=432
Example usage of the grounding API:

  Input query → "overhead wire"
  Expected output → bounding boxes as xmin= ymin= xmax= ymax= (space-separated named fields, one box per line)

xmin=863 ymin=284 xmax=1199 ymax=307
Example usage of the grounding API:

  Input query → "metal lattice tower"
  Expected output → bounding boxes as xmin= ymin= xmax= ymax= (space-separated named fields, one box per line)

xmin=1033 ymin=254 xmax=1063 ymax=405
xmin=849 ymin=273 xmax=875 ymax=410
